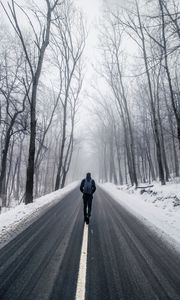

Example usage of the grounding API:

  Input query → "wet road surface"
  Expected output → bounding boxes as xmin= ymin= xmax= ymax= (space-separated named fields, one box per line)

xmin=0 ymin=186 xmax=180 ymax=300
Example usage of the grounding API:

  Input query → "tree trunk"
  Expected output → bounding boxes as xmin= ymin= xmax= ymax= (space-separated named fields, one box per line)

xmin=25 ymin=90 xmax=36 ymax=203
xmin=173 ymin=138 xmax=179 ymax=177
xmin=146 ymin=148 xmax=156 ymax=181
xmin=0 ymin=129 xmax=12 ymax=206
xmin=114 ymin=128 xmax=123 ymax=185
xmin=0 ymin=112 xmax=18 ymax=206
xmin=7 ymin=156 xmax=19 ymax=206
xmin=117 ymin=149 xmax=123 ymax=185
xmin=136 ymin=0 xmax=165 ymax=185
xmin=44 ymin=144 xmax=51 ymax=194
xmin=157 ymin=97 xmax=170 ymax=181
xmin=124 ymin=147 xmax=128 ymax=184
xmin=159 ymin=0 xmax=180 ymax=149
xmin=103 ymin=144 xmax=108 ymax=182
xmin=163 ymin=81 xmax=179 ymax=177
xmin=25 ymin=5 xmax=51 ymax=204
xmin=115 ymin=49 xmax=138 ymax=187
xmin=15 ymin=139 xmax=23 ymax=200
xmin=55 ymin=105 xmax=67 ymax=190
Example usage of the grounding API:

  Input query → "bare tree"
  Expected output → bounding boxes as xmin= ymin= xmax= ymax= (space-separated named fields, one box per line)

xmin=91 ymin=0 xmax=180 ymax=185
xmin=159 ymin=0 xmax=180 ymax=149
xmin=51 ymin=0 xmax=85 ymax=190
xmin=97 ymin=14 xmax=138 ymax=186
xmin=0 ymin=38 xmax=29 ymax=206
xmin=2 ymin=0 xmax=62 ymax=203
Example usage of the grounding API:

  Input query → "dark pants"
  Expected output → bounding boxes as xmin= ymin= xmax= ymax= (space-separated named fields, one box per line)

xmin=83 ymin=194 xmax=93 ymax=217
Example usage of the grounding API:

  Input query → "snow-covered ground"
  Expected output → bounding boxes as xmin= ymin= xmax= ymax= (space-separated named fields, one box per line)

xmin=1 ymin=179 xmax=180 ymax=253
xmin=100 ymin=181 xmax=180 ymax=252
xmin=0 ymin=181 xmax=79 ymax=250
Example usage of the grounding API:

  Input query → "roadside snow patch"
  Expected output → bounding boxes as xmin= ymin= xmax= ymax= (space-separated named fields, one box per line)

xmin=0 ymin=181 xmax=79 ymax=249
xmin=100 ymin=182 xmax=180 ymax=251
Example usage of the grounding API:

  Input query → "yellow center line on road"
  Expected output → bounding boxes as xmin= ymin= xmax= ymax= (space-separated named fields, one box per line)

xmin=75 ymin=223 xmax=88 ymax=300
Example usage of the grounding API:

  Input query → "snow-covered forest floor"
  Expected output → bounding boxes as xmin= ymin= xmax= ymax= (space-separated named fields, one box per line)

xmin=100 ymin=179 xmax=180 ymax=251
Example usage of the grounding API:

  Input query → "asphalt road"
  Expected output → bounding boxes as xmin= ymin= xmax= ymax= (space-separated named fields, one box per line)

xmin=0 ymin=186 xmax=180 ymax=300
xmin=0 ymin=188 xmax=83 ymax=300
xmin=86 ymin=188 xmax=180 ymax=300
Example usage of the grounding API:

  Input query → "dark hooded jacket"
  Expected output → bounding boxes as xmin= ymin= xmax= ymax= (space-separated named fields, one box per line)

xmin=80 ymin=175 xmax=96 ymax=195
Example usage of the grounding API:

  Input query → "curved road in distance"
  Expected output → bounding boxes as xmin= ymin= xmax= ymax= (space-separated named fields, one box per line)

xmin=0 ymin=186 xmax=180 ymax=300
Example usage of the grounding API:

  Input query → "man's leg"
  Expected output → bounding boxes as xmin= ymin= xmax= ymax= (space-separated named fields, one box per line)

xmin=83 ymin=196 xmax=88 ymax=218
xmin=87 ymin=196 xmax=93 ymax=217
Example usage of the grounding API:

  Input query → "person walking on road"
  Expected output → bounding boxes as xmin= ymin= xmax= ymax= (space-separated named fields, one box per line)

xmin=80 ymin=172 xmax=96 ymax=223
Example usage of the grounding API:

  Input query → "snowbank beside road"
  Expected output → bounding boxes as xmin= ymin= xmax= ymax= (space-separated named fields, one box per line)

xmin=100 ymin=182 xmax=180 ymax=250
xmin=0 ymin=181 xmax=79 ymax=249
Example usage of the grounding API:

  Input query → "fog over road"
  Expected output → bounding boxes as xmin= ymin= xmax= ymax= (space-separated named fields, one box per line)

xmin=0 ymin=187 xmax=180 ymax=300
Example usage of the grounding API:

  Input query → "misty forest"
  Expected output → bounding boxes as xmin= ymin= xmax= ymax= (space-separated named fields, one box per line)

xmin=0 ymin=0 xmax=180 ymax=209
